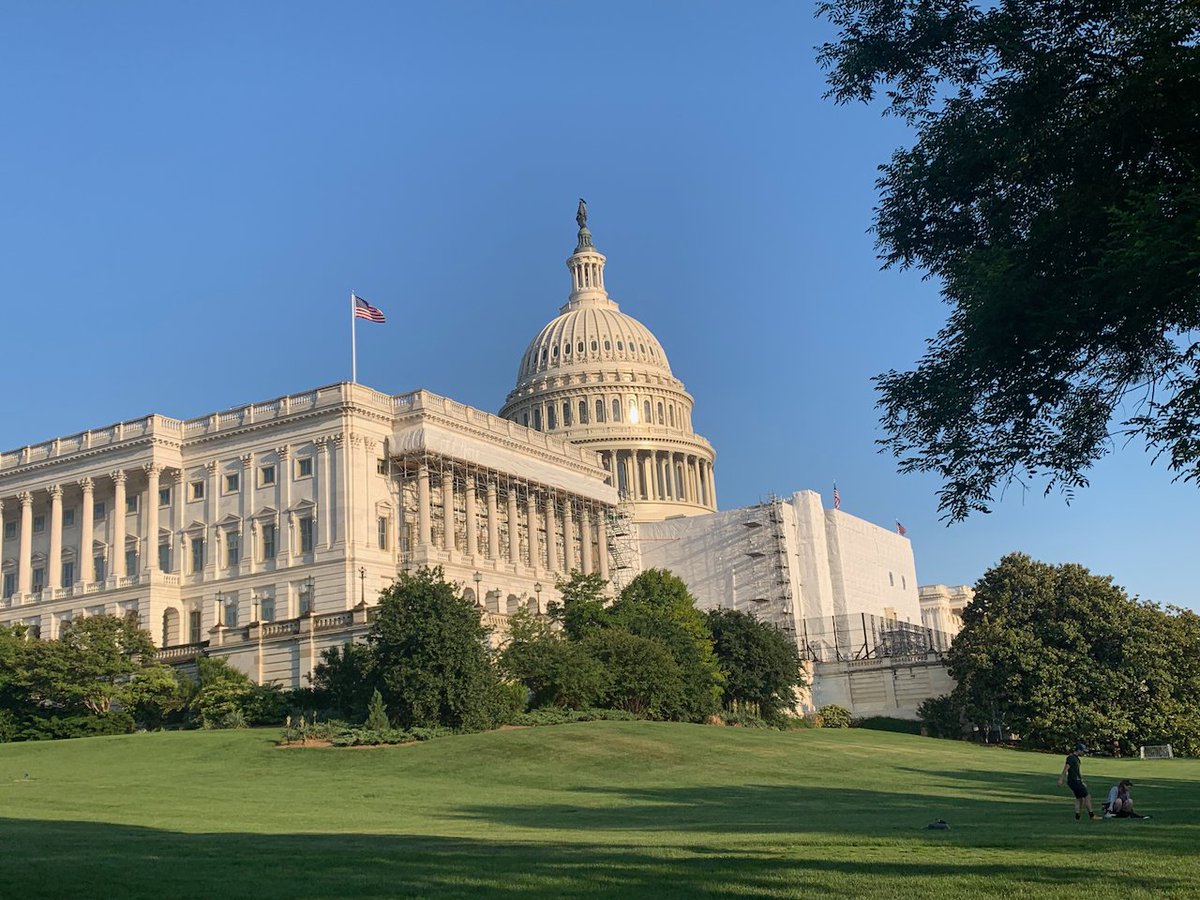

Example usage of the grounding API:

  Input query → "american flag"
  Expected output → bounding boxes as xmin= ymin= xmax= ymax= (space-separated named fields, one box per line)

xmin=896 ymin=521 xmax=908 ymax=537
xmin=833 ymin=483 xmax=841 ymax=510
xmin=353 ymin=294 xmax=386 ymax=323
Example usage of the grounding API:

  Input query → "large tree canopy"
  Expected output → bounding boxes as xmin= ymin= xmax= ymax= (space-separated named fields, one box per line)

xmin=818 ymin=0 xmax=1200 ymax=518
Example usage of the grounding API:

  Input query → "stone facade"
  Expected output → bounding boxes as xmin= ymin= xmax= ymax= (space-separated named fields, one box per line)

xmin=0 ymin=384 xmax=615 ymax=684
xmin=919 ymin=583 xmax=973 ymax=642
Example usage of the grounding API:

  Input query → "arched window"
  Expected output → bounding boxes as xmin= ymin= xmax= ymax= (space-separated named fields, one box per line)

xmin=548 ymin=406 xmax=557 ymax=429
xmin=577 ymin=341 xmax=584 ymax=354
xmin=533 ymin=409 xmax=542 ymax=431
xmin=644 ymin=400 xmax=653 ymax=424
xmin=562 ymin=401 xmax=571 ymax=427
xmin=657 ymin=402 xmax=664 ymax=424
xmin=564 ymin=343 xmax=571 ymax=356
xmin=552 ymin=345 xmax=559 ymax=358
xmin=596 ymin=399 xmax=606 ymax=423
xmin=522 ymin=412 xmax=529 ymax=427
xmin=591 ymin=340 xmax=598 ymax=352
xmin=617 ymin=340 xmax=624 ymax=351
xmin=612 ymin=398 xmax=621 ymax=422
xmin=640 ymin=344 xmax=646 ymax=354
xmin=579 ymin=400 xmax=588 ymax=424
xmin=604 ymin=339 xmax=611 ymax=351
xmin=669 ymin=406 xmax=675 ymax=427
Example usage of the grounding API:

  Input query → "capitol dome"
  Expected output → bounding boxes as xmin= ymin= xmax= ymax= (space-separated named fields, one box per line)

xmin=499 ymin=203 xmax=717 ymax=523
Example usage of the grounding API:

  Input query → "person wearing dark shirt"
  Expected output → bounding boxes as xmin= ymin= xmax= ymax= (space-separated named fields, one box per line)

xmin=1058 ymin=742 xmax=1098 ymax=821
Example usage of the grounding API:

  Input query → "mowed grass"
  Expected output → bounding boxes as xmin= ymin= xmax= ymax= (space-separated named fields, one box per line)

xmin=0 ymin=724 xmax=1197 ymax=898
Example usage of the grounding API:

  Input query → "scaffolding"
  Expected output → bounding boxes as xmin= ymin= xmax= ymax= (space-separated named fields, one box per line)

xmin=736 ymin=492 xmax=795 ymax=636
xmin=605 ymin=491 xmax=637 ymax=591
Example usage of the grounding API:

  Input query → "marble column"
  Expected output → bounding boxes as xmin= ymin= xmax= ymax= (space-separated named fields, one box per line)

xmin=464 ymin=477 xmax=478 ymax=557
xmin=597 ymin=509 xmax=610 ymax=581
xmin=79 ymin=478 xmax=95 ymax=584
xmin=543 ymin=495 xmax=557 ymax=570
xmin=47 ymin=485 xmax=63 ymax=590
xmin=525 ymin=492 xmax=539 ymax=569
xmin=580 ymin=508 xmax=593 ymax=575
xmin=145 ymin=465 xmax=160 ymax=572
xmin=485 ymin=481 xmax=499 ymax=560
xmin=563 ymin=501 xmax=577 ymax=572
xmin=416 ymin=463 xmax=432 ymax=549
xmin=17 ymin=492 xmax=33 ymax=594
xmin=506 ymin=489 xmax=521 ymax=565
xmin=442 ymin=471 xmax=456 ymax=552
xmin=111 ymin=471 xmax=127 ymax=578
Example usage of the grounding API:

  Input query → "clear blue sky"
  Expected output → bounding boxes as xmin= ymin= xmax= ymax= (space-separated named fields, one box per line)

xmin=1 ymin=2 xmax=1194 ymax=610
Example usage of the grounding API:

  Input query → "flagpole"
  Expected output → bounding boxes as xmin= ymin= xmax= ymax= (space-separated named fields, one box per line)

xmin=350 ymin=291 xmax=357 ymax=384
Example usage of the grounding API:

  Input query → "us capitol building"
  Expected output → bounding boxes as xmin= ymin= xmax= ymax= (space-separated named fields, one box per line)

xmin=0 ymin=205 xmax=946 ymax=710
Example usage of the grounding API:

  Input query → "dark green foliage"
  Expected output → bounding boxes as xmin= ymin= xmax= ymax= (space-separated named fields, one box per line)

xmin=509 ymin=707 xmax=638 ymax=726
xmin=368 ymin=566 xmax=508 ymax=731
xmin=332 ymin=725 xmax=453 ymax=747
xmin=818 ymin=0 xmax=1200 ymax=518
xmin=852 ymin=716 xmax=923 ymax=736
xmin=365 ymin=689 xmax=390 ymax=731
xmin=707 ymin=608 xmax=805 ymax=723
xmin=608 ymin=569 xmax=724 ymax=721
xmin=818 ymin=704 xmax=852 ymax=728
xmin=548 ymin=571 xmax=610 ymax=641
xmin=917 ymin=696 xmax=964 ymax=740
xmin=580 ymin=629 xmax=686 ymax=719
xmin=309 ymin=641 xmax=376 ymax=721
xmin=500 ymin=608 xmax=605 ymax=709
xmin=945 ymin=553 xmax=1200 ymax=754
xmin=0 ymin=616 xmax=185 ymax=741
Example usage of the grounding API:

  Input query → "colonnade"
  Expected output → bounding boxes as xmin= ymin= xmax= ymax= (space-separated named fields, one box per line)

xmin=596 ymin=448 xmax=714 ymax=508
xmin=406 ymin=460 xmax=610 ymax=580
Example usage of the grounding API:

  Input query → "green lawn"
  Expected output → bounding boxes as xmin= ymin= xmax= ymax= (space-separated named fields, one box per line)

xmin=0 ymin=723 xmax=1196 ymax=898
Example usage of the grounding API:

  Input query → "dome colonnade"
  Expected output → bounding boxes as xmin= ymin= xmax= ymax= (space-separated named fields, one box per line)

xmin=500 ymin=203 xmax=716 ymax=523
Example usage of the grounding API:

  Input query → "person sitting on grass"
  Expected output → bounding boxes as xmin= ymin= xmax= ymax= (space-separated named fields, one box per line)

xmin=1104 ymin=779 xmax=1149 ymax=819
xmin=1058 ymin=742 xmax=1099 ymax=821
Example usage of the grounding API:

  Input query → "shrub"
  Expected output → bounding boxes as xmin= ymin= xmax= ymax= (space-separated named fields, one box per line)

xmin=722 ymin=712 xmax=769 ymax=728
xmin=365 ymin=689 xmax=390 ymax=731
xmin=852 ymin=716 xmax=922 ymax=735
xmin=510 ymin=707 xmax=638 ymax=726
xmin=582 ymin=629 xmax=686 ymax=719
xmin=817 ymin=704 xmax=852 ymax=728
xmin=918 ymin=695 xmax=964 ymax=739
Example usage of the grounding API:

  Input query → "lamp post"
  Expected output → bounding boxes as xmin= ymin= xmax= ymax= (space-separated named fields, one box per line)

xmin=214 ymin=591 xmax=224 ymax=628
xmin=473 ymin=570 xmax=483 ymax=609
xmin=251 ymin=592 xmax=260 ymax=624
xmin=533 ymin=581 xmax=542 ymax=613
xmin=359 ymin=566 xmax=366 ymax=607
xmin=301 ymin=574 xmax=314 ymax=617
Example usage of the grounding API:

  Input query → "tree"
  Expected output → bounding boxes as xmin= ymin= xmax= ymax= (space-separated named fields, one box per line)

xmin=365 ymin=688 xmax=391 ymax=731
xmin=945 ymin=553 xmax=1200 ymax=753
xmin=580 ymin=629 xmax=686 ymax=719
xmin=548 ymin=571 xmax=610 ymax=641
xmin=309 ymin=641 xmax=376 ymax=721
xmin=500 ymin=608 xmax=605 ymax=709
xmin=818 ymin=0 xmax=1200 ymax=518
xmin=609 ymin=569 xmax=724 ymax=721
xmin=367 ymin=566 xmax=507 ymax=731
xmin=707 ymin=609 xmax=806 ymax=723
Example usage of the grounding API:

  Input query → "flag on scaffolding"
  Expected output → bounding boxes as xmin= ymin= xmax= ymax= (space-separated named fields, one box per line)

xmin=833 ymin=483 xmax=841 ymax=510
xmin=896 ymin=520 xmax=908 ymax=537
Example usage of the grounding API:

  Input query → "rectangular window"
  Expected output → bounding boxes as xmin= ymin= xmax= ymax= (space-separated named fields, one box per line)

xmin=299 ymin=517 xmax=314 ymax=553
xmin=259 ymin=596 xmax=275 ymax=623
xmin=62 ymin=561 xmax=75 ymax=587
xmin=299 ymin=585 xmax=313 ymax=616
xmin=224 ymin=473 xmax=240 ymax=494
xmin=378 ymin=516 xmax=388 ymax=550
xmin=63 ymin=508 xmax=75 ymax=527
xmin=190 ymin=537 xmax=204 ymax=573
xmin=2 ymin=573 xmax=14 ymax=598
xmin=296 ymin=457 xmax=313 ymax=478
xmin=94 ymin=556 xmax=106 ymax=581
xmin=188 ymin=610 xmax=201 ymax=643
xmin=262 ymin=524 xmax=276 ymax=561
xmin=125 ymin=549 xmax=138 ymax=575
xmin=126 ymin=495 xmax=139 ymax=514
xmin=159 ymin=487 xmax=171 ymax=507
xmin=4 ymin=522 xmax=15 ymax=539
xmin=32 ymin=568 xmax=44 ymax=592
xmin=189 ymin=481 xmax=204 ymax=501
xmin=226 ymin=532 xmax=240 ymax=567
xmin=376 ymin=458 xmax=387 ymax=475
xmin=158 ymin=543 xmax=171 ymax=573
xmin=224 ymin=599 xmax=238 ymax=628
xmin=94 ymin=501 xmax=106 ymax=520
xmin=260 ymin=465 xmax=276 ymax=486
xmin=33 ymin=515 xmax=45 ymax=533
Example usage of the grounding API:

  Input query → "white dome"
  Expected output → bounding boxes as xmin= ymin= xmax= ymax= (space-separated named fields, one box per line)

xmin=499 ymin=205 xmax=718 ymax=524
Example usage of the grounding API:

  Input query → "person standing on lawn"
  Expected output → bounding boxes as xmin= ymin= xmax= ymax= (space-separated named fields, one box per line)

xmin=1058 ymin=742 xmax=1099 ymax=821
